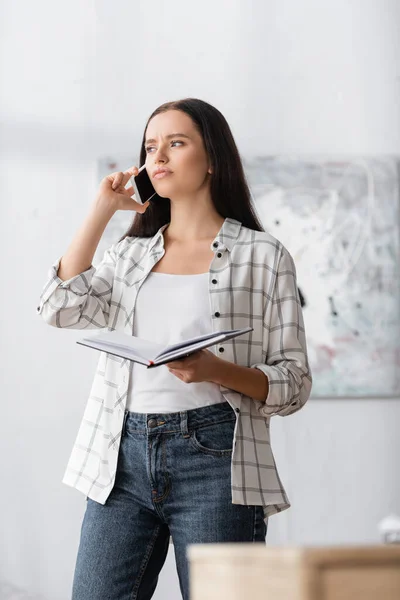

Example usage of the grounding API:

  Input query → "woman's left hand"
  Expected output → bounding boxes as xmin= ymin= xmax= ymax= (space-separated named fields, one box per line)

xmin=165 ymin=350 xmax=221 ymax=384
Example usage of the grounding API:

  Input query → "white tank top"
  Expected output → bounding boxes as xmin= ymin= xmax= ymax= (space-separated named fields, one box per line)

xmin=126 ymin=271 xmax=226 ymax=413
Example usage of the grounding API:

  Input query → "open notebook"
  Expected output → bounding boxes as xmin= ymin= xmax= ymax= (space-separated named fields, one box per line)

xmin=77 ymin=326 xmax=253 ymax=368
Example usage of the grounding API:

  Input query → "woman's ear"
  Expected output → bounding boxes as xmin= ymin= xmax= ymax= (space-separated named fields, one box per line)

xmin=208 ymin=167 xmax=213 ymax=174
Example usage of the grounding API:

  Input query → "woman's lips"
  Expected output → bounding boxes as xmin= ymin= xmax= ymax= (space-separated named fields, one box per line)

xmin=154 ymin=171 xmax=171 ymax=180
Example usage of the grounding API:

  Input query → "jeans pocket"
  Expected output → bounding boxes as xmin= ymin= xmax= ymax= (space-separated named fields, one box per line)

xmin=190 ymin=417 xmax=236 ymax=456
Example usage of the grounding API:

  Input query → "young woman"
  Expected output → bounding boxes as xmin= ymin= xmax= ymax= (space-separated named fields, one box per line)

xmin=38 ymin=98 xmax=312 ymax=600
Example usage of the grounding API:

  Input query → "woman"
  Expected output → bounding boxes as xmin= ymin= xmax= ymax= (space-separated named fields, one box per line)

xmin=37 ymin=98 xmax=312 ymax=600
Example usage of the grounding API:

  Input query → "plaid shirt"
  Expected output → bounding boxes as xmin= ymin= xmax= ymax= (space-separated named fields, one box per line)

xmin=37 ymin=217 xmax=312 ymax=519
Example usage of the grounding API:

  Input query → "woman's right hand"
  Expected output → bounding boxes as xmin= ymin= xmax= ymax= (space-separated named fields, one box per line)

xmin=95 ymin=166 xmax=150 ymax=214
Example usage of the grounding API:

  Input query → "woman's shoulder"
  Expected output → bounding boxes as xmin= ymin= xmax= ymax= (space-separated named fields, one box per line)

xmin=239 ymin=224 xmax=284 ymax=252
xmin=109 ymin=234 xmax=155 ymax=257
xmin=238 ymin=224 xmax=297 ymax=268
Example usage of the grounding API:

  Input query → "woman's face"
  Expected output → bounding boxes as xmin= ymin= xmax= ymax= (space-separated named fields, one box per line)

xmin=144 ymin=110 xmax=211 ymax=199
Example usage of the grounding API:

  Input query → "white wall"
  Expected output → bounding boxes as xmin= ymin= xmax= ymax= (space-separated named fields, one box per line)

xmin=1 ymin=1 xmax=399 ymax=598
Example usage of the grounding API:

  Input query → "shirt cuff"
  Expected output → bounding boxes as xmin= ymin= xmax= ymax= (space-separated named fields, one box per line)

xmin=37 ymin=258 xmax=96 ymax=313
xmin=251 ymin=363 xmax=300 ymax=417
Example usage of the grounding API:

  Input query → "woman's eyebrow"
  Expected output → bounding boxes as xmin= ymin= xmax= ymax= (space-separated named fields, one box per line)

xmin=145 ymin=133 xmax=191 ymax=144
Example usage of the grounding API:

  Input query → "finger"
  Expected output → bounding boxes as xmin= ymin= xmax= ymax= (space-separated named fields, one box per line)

xmin=175 ymin=355 xmax=194 ymax=366
xmin=168 ymin=361 xmax=183 ymax=369
xmin=122 ymin=185 xmax=134 ymax=196
xmin=111 ymin=171 xmax=124 ymax=190
xmin=106 ymin=170 xmax=121 ymax=180
xmin=140 ymin=201 xmax=151 ymax=213
xmin=166 ymin=363 xmax=182 ymax=370
xmin=126 ymin=165 xmax=139 ymax=177
xmin=114 ymin=185 xmax=128 ymax=195
xmin=122 ymin=166 xmax=139 ymax=188
xmin=132 ymin=198 xmax=150 ymax=213
xmin=120 ymin=197 xmax=150 ymax=213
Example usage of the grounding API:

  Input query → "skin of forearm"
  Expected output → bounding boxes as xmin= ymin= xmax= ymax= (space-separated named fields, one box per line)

xmin=211 ymin=357 xmax=269 ymax=403
xmin=57 ymin=200 xmax=115 ymax=281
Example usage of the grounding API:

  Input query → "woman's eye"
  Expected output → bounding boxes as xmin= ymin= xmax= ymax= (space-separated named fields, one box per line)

xmin=145 ymin=141 xmax=183 ymax=153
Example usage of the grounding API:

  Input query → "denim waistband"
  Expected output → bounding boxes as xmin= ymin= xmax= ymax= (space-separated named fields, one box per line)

xmin=123 ymin=401 xmax=237 ymax=436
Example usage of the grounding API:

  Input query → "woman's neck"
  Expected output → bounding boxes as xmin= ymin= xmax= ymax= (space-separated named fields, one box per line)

xmin=164 ymin=209 xmax=225 ymax=244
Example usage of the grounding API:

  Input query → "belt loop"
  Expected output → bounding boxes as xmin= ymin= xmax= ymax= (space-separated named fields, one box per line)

xmin=122 ymin=409 xmax=129 ymax=438
xmin=180 ymin=411 xmax=190 ymax=438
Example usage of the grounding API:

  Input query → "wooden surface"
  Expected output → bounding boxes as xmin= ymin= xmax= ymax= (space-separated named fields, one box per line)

xmin=187 ymin=544 xmax=400 ymax=600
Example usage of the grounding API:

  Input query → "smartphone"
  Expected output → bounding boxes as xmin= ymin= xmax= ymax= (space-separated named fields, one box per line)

xmin=131 ymin=165 xmax=157 ymax=205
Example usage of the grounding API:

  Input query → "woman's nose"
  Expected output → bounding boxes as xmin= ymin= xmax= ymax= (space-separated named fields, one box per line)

xmin=154 ymin=147 xmax=168 ymax=164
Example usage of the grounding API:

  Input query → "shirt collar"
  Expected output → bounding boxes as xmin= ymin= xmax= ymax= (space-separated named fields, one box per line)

xmin=149 ymin=217 xmax=242 ymax=253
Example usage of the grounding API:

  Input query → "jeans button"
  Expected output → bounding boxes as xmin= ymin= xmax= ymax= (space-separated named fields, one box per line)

xmin=148 ymin=418 xmax=157 ymax=428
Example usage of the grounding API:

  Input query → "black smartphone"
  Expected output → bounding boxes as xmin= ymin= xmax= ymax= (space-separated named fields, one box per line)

xmin=131 ymin=165 xmax=157 ymax=205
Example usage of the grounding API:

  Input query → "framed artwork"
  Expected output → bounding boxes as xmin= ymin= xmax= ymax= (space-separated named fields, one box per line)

xmin=246 ymin=156 xmax=400 ymax=398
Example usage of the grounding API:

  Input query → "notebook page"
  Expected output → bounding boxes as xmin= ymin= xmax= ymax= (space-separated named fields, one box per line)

xmin=79 ymin=331 xmax=164 ymax=361
xmin=153 ymin=327 xmax=253 ymax=364
xmin=156 ymin=329 xmax=238 ymax=359
xmin=77 ymin=339 xmax=150 ymax=365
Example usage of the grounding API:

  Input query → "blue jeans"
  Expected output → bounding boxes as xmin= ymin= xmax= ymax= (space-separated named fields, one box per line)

xmin=72 ymin=401 xmax=267 ymax=600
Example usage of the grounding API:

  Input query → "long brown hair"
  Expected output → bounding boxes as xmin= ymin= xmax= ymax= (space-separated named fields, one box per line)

xmin=119 ymin=98 xmax=265 ymax=240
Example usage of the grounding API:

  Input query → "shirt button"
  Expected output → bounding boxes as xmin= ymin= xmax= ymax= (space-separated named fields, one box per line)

xmin=213 ymin=242 xmax=219 ymax=248
xmin=212 ymin=279 xmax=217 ymax=284
xmin=215 ymin=311 xmax=220 ymax=317
xmin=219 ymin=347 xmax=224 ymax=353
xmin=148 ymin=418 xmax=157 ymax=428
xmin=217 ymin=252 xmax=222 ymax=258
xmin=235 ymin=408 xmax=240 ymax=413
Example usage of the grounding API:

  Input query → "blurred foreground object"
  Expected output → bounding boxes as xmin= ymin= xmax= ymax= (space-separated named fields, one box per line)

xmin=188 ymin=544 xmax=400 ymax=600
xmin=379 ymin=514 xmax=400 ymax=544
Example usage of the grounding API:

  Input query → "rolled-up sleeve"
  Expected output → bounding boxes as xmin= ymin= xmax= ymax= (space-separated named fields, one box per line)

xmin=36 ymin=241 xmax=122 ymax=330
xmin=251 ymin=246 xmax=312 ymax=417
